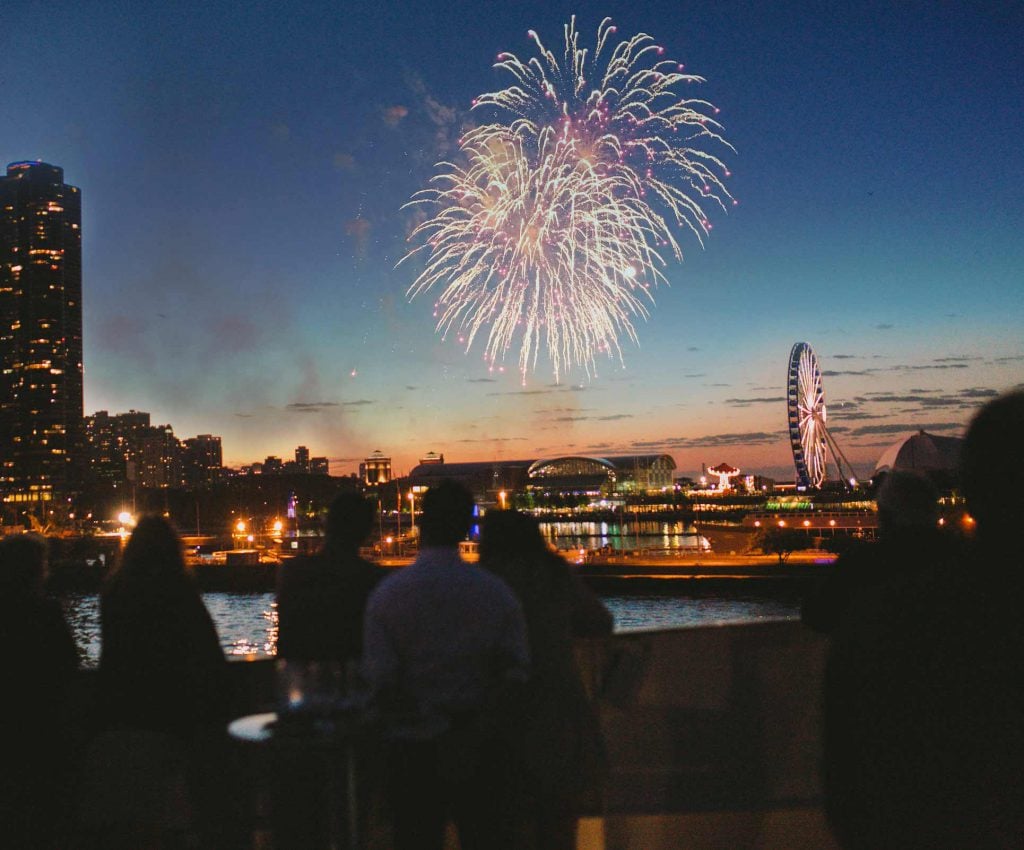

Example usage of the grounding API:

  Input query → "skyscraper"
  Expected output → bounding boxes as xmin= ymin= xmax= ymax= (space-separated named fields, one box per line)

xmin=0 ymin=161 xmax=84 ymax=507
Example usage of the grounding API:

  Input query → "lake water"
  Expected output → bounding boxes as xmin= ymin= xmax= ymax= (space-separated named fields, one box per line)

xmin=60 ymin=589 xmax=800 ymax=667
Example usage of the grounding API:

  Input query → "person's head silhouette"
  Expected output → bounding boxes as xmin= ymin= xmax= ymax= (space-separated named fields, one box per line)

xmin=480 ymin=509 xmax=546 ymax=561
xmin=418 ymin=480 xmax=474 ymax=547
xmin=961 ymin=389 xmax=1024 ymax=541
xmin=115 ymin=514 xmax=186 ymax=583
xmin=324 ymin=491 xmax=375 ymax=552
xmin=875 ymin=470 xmax=940 ymax=537
xmin=0 ymin=533 xmax=48 ymax=598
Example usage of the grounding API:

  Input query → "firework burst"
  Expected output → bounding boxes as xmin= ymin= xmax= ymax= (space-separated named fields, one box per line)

xmin=402 ymin=17 xmax=734 ymax=381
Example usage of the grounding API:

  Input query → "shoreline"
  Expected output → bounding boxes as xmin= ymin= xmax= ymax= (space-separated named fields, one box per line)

xmin=48 ymin=551 xmax=832 ymax=594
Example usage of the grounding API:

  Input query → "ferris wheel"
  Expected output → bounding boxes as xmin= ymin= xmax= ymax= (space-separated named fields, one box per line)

xmin=787 ymin=342 xmax=857 ymax=489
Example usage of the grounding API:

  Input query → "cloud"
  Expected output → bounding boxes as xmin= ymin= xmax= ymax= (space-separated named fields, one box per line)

xmin=207 ymin=316 xmax=264 ymax=355
xmin=406 ymin=385 xmax=417 ymax=391
xmin=876 ymin=323 xmax=894 ymax=330
xmin=934 ymin=356 xmax=980 ymax=363
xmin=831 ymin=410 xmax=887 ymax=421
xmin=683 ymin=373 xmax=706 ymax=378
xmin=455 ymin=437 xmax=529 ymax=443
xmin=724 ymin=396 xmax=787 ymax=406
xmin=332 ymin=152 xmax=355 ymax=171
xmin=849 ymin=388 xmax=996 ymax=414
xmin=823 ymin=370 xmax=870 ymax=377
xmin=487 ymin=389 xmax=555 ymax=396
xmin=405 ymin=73 xmax=462 ymax=156
xmin=286 ymin=402 xmax=339 ymax=413
xmin=630 ymin=431 xmax=781 ymax=450
xmin=234 ymin=412 xmax=255 ymax=419
xmin=382 ymin=105 xmax=409 ymax=127
xmin=466 ymin=377 xmax=497 ymax=383
xmin=832 ymin=354 xmax=858 ymax=359
xmin=687 ymin=346 xmax=700 ymax=352
xmin=270 ymin=122 xmax=290 ymax=141
xmin=344 ymin=217 xmax=371 ymax=255
xmin=341 ymin=399 xmax=375 ymax=407
xmin=598 ymin=414 xmax=634 ymax=421
xmin=994 ymin=355 xmax=1024 ymax=363
xmin=847 ymin=422 xmax=963 ymax=437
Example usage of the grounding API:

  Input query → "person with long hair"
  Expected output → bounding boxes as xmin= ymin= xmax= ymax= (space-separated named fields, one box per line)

xmin=480 ymin=509 xmax=613 ymax=850
xmin=88 ymin=515 xmax=233 ymax=848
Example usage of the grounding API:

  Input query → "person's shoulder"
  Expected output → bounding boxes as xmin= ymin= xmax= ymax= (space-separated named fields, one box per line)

xmin=469 ymin=563 xmax=524 ymax=605
xmin=366 ymin=562 xmax=413 ymax=606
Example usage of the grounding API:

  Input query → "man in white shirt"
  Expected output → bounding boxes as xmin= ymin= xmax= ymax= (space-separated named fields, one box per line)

xmin=363 ymin=479 xmax=529 ymax=850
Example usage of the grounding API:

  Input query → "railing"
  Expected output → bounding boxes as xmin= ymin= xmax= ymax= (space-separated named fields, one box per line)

xmin=71 ymin=618 xmax=838 ymax=849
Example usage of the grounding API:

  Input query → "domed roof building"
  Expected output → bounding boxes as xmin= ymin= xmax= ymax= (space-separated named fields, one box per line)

xmin=873 ymin=430 xmax=964 ymax=488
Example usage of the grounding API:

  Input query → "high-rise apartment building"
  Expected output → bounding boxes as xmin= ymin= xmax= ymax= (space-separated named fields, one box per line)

xmin=183 ymin=434 xmax=223 ymax=487
xmin=0 ymin=161 xmax=84 ymax=505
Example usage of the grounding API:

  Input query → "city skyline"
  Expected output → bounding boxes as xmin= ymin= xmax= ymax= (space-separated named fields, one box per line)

xmin=2 ymin=1 xmax=1022 ymax=480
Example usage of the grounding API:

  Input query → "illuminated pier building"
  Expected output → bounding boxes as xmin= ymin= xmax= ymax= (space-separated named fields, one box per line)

xmin=360 ymin=450 xmax=392 ymax=485
xmin=408 ymin=454 xmax=676 ymax=503
xmin=0 ymin=161 xmax=84 ymax=505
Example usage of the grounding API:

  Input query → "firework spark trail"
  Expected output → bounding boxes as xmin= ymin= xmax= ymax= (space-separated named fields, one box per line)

xmin=402 ymin=16 xmax=734 ymax=381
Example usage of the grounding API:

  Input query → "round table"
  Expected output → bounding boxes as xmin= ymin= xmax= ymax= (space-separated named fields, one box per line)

xmin=229 ymin=711 xmax=365 ymax=850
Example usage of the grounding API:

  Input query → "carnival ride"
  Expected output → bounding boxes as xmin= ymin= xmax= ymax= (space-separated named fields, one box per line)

xmin=786 ymin=342 xmax=858 ymax=489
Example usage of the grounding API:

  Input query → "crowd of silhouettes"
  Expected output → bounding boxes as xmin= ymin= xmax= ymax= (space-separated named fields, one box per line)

xmin=5 ymin=389 xmax=1024 ymax=848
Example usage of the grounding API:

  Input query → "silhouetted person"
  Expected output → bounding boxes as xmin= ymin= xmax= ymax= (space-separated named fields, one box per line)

xmin=0 ymin=533 xmax=78 ymax=849
xmin=363 ymin=480 xmax=530 ymax=850
xmin=89 ymin=515 xmax=232 ymax=849
xmin=274 ymin=491 xmax=387 ymax=850
xmin=825 ymin=392 xmax=1024 ymax=849
xmin=278 ymin=490 xmax=387 ymax=663
xmin=480 ymin=510 xmax=613 ymax=850
xmin=802 ymin=470 xmax=952 ymax=633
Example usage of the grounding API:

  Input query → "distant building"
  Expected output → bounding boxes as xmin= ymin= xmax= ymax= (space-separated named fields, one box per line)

xmin=409 ymin=458 xmax=533 ymax=503
xmin=407 ymin=454 xmax=677 ymax=503
xmin=0 ymin=161 xmax=84 ymax=505
xmin=133 ymin=423 xmax=181 ymax=489
xmin=84 ymin=409 xmax=184 ymax=490
xmin=294 ymin=445 xmax=310 ymax=472
xmin=419 ymin=451 xmax=444 ymax=465
xmin=84 ymin=411 xmax=130 ymax=487
xmin=360 ymin=450 xmax=392 ymax=485
xmin=310 ymin=456 xmax=329 ymax=475
xmin=182 ymin=434 xmax=223 ymax=487
xmin=263 ymin=455 xmax=283 ymax=475
xmin=873 ymin=430 xmax=964 ymax=490
xmin=527 ymin=454 xmax=676 ymax=495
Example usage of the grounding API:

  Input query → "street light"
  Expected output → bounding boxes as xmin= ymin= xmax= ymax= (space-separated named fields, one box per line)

xmin=408 ymin=491 xmax=416 ymax=537
xmin=499 ymin=490 xmax=507 ymax=510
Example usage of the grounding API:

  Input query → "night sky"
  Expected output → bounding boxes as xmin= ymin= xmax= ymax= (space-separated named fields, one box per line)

xmin=3 ymin=0 xmax=1022 ymax=479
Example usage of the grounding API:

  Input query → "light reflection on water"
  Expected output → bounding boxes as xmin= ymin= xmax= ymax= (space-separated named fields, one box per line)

xmin=540 ymin=520 xmax=707 ymax=553
xmin=60 ymin=590 xmax=799 ymax=667
xmin=602 ymin=594 xmax=798 ymax=632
